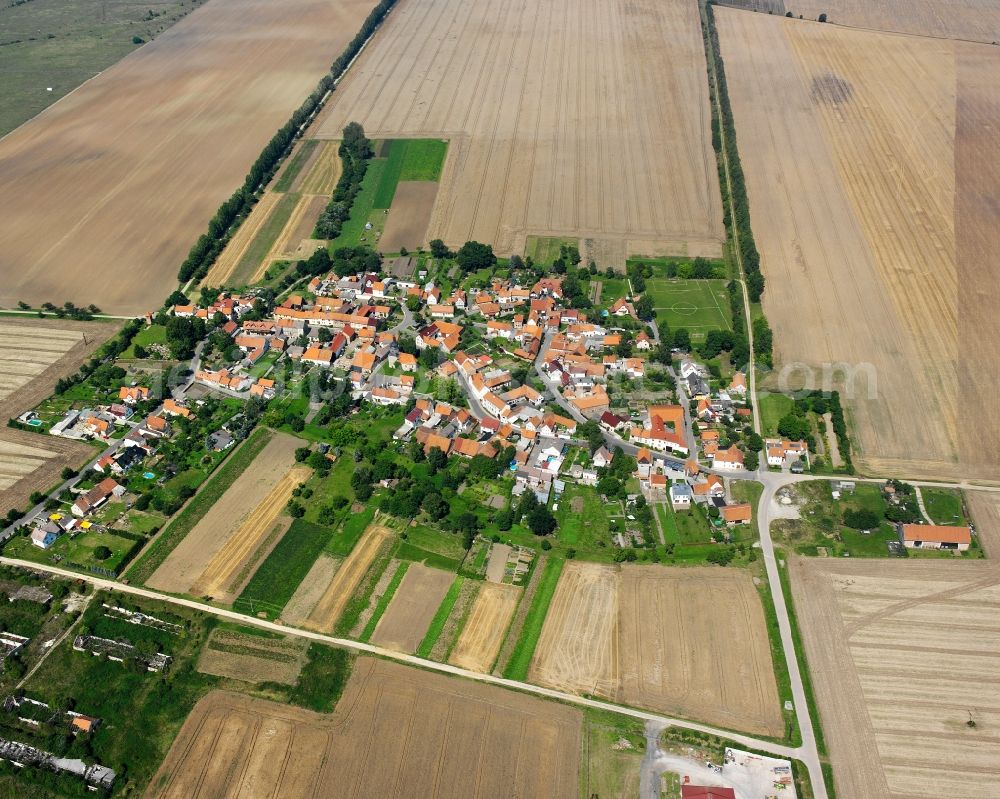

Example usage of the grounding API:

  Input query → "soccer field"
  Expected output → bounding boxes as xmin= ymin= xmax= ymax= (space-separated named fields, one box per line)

xmin=644 ymin=279 xmax=731 ymax=338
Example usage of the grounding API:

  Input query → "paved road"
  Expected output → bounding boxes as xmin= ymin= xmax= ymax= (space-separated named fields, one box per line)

xmin=2 ymin=555 xmax=805 ymax=763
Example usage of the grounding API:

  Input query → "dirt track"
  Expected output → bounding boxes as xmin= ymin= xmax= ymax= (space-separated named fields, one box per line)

xmin=449 ymin=581 xmax=520 ymax=673
xmin=304 ymin=522 xmax=394 ymax=632
xmin=530 ymin=562 xmax=783 ymax=737
xmin=146 ymin=431 xmax=298 ymax=595
xmin=188 ymin=463 xmax=309 ymax=603
xmin=370 ymin=563 xmax=453 ymax=652
xmin=791 ymin=555 xmax=1000 ymax=798
xmin=718 ymin=10 xmax=1000 ymax=480
xmin=0 ymin=0 xmax=375 ymax=314
xmin=146 ymin=657 xmax=581 ymax=798
xmin=315 ymin=0 xmax=723 ymax=259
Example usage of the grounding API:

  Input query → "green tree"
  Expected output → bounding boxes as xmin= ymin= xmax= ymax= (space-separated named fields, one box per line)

xmin=455 ymin=241 xmax=496 ymax=272
xmin=526 ymin=506 xmax=557 ymax=536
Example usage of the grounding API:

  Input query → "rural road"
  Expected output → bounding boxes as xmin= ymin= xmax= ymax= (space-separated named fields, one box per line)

xmin=1 ymin=556 xmax=806 ymax=764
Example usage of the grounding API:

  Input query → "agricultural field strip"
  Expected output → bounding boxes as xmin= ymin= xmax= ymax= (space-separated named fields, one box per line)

xmin=0 ymin=325 xmax=83 ymax=401
xmin=1 ymin=555 xmax=802 ymax=761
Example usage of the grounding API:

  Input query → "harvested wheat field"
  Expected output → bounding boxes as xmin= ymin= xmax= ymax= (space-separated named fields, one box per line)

xmin=197 ymin=628 xmax=308 ymax=685
xmin=0 ymin=0 xmax=376 ymax=315
xmin=529 ymin=562 xmax=782 ymax=736
xmin=782 ymin=0 xmax=1000 ymax=42
xmin=378 ymin=181 xmax=439 ymax=253
xmin=297 ymin=140 xmax=343 ymax=194
xmin=188 ymin=463 xmax=309 ymax=603
xmin=449 ymin=581 xmax=521 ymax=673
xmin=314 ymin=0 xmax=724 ymax=259
xmin=967 ymin=492 xmax=1000 ymax=557
xmin=146 ymin=656 xmax=581 ymax=799
xmin=146 ymin=432 xmax=302 ymax=595
xmin=370 ymin=563 xmax=453 ymax=652
xmin=304 ymin=520 xmax=394 ymax=632
xmin=717 ymin=10 xmax=1000 ymax=480
xmin=791 ymin=555 xmax=1000 ymax=798
xmin=203 ymin=193 xmax=282 ymax=287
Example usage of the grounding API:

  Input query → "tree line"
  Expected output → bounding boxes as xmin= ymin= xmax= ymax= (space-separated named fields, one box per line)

xmin=176 ymin=0 xmax=401 ymax=287
xmin=314 ymin=122 xmax=373 ymax=239
xmin=705 ymin=2 xmax=765 ymax=303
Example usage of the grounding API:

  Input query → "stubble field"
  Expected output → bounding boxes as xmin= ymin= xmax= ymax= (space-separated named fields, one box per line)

xmin=303 ymin=521 xmax=394 ymax=632
xmin=146 ymin=432 xmax=303 ymax=597
xmin=314 ymin=0 xmax=724 ymax=260
xmin=0 ymin=318 xmax=119 ymax=514
xmin=0 ymin=0 xmax=376 ymax=314
xmin=449 ymin=581 xmax=521 ymax=673
xmin=146 ymin=657 xmax=581 ymax=798
xmin=529 ymin=562 xmax=783 ymax=737
xmin=791 ymin=556 xmax=1000 ymax=798
xmin=370 ymin=562 xmax=453 ymax=652
xmin=717 ymin=10 xmax=1000 ymax=480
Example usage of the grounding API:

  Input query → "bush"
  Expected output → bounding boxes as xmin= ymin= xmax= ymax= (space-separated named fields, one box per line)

xmin=843 ymin=508 xmax=880 ymax=530
xmin=93 ymin=546 xmax=112 ymax=561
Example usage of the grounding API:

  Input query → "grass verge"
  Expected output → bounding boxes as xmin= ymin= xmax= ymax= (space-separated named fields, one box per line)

xmin=125 ymin=428 xmax=273 ymax=584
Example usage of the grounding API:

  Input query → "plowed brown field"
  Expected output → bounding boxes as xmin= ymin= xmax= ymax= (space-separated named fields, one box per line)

xmin=717 ymin=10 xmax=1000 ymax=480
xmin=0 ymin=0 xmax=376 ymax=314
xmin=314 ymin=0 xmax=724 ymax=259
xmin=146 ymin=432 xmax=300 ymax=595
xmin=449 ymin=581 xmax=521 ymax=673
xmin=529 ymin=562 xmax=783 ymax=737
xmin=304 ymin=521 xmax=394 ymax=632
xmin=370 ymin=563 xmax=453 ymax=652
xmin=379 ymin=181 xmax=438 ymax=253
xmin=188 ymin=464 xmax=309 ymax=602
xmin=791 ymin=555 xmax=1000 ymax=799
xmin=146 ymin=657 xmax=581 ymax=799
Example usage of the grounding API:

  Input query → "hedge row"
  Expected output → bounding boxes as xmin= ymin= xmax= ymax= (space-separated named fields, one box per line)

xmin=177 ymin=0 xmax=401 ymax=286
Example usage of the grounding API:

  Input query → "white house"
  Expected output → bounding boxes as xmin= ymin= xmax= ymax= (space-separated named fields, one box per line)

xmin=669 ymin=483 xmax=692 ymax=509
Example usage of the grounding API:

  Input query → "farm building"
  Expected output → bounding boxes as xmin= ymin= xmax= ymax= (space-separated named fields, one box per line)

xmin=899 ymin=523 xmax=972 ymax=551
xmin=681 ymin=787 xmax=736 ymax=799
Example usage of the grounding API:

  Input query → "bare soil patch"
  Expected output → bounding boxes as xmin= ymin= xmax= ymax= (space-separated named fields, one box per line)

xmin=146 ymin=657 xmax=581 ymax=798
xmin=0 ymin=0 xmax=376 ymax=314
xmin=147 ymin=432 xmax=303 ymax=596
xmin=304 ymin=521 xmax=394 ymax=633
xmin=196 ymin=629 xmax=308 ymax=685
xmin=378 ymin=181 xmax=439 ymax=253
xmin=315 ymin=0 xmax=723 ymax=257
xmin=370 ymin=562 xmax=453 ymax=652
xmin=718 ymin=11 xmax=1000 ymax=480
xmin=449 ymin=582 xmax=521 ymax=673
xmin=530 ymin=562 xmax=783 ymax=737
xmin=791 ymin=555 xmax=1000 ymax=798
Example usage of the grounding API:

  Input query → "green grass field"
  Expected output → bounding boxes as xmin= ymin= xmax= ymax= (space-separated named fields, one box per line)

xmin=525 ymin=236 xmax=578 ymax=265
xmin=0 ymin=0 xmax=207 ymax=136
xmin=597 ymin=277 xmax=628 ymax=305
xmin=921 ymin=488 xmax=967 ymax=525
xmin=234 ymin=519 xmax=331 ymax=619
xmin=4 ymin=528 xmax=137 ymax=575
xmin=125 ymin=428 xmax=273 ymax=584
xmin=372 ymin=138 xmax=449 ymax=209
xmin=120 ymin=324 xmax=167 ymax=359
xmin=329 ymin=157 xmax=387 ymax=248
xmin=502 ymin=557 xmax=564 ymax=680
xmin=397 ymin=525 xmax=466 ymax=571
xmin=644 ymin=278 xmax=730 ymax=339
xmin=273 ymin=139 xmax=319 ymax=193
xmin=416 ymin=576 xmax=464 ymax=657
xmin=555 ymin=486 xmax=610 ymax=548
xmin=759 ymin=393 xmax=795 ymax=436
